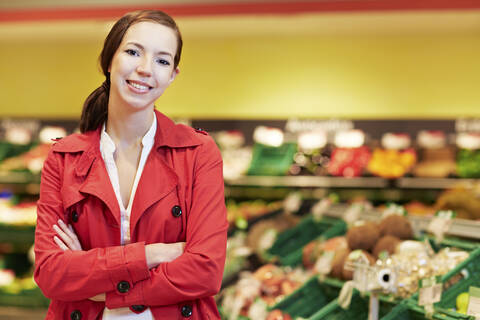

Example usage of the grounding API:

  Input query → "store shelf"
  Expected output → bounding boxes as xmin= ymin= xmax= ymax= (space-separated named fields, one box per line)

xmin=226 ymin=175 xmax=480 ymax=190
xmin=396 ymin=177 xmax=478 ymax=189
xmin=324 ymin=203 xmax=480 ymax=240
xmin=225 ymin=176 xmax=389 ymax=188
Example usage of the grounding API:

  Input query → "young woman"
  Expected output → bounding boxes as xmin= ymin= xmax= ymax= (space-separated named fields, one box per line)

xmin=34 ymin=10 xmax=228 ymax=319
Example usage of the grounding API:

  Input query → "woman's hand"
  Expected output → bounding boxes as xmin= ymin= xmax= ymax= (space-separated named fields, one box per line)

xmin=53 ymin=220 xmax=105 ymax=302
xmin=145 ymin=242 xmax=185 ymax=269
xmin=53 ymin=219 xmax=83 ymax=251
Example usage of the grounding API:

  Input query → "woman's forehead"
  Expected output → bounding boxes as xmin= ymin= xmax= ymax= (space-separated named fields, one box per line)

xmin=122 ymin=21 xmax=177 ymax=52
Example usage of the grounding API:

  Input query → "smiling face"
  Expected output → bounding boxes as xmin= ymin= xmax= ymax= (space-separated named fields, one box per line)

xmin=108 ymin=21 xmax=179 ymax=112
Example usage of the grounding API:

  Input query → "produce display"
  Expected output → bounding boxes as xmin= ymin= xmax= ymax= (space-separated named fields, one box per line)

xmin=220 ymin=264 xmax=309 ymax=320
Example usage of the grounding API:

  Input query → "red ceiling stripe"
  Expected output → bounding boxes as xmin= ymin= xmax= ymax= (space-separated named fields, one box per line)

xmin=1 ymin=1 xmax=480 ymax=23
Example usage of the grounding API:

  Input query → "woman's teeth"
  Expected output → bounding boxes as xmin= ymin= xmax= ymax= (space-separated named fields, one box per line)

xmin=129 ymin=81 xmax=149 ymax=90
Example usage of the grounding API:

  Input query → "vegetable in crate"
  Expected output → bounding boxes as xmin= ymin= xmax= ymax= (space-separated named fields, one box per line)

xmin=327 ymin=130 xmax=371 ymax=177
xmin=368 ymin=133 xmax=416 ymax=178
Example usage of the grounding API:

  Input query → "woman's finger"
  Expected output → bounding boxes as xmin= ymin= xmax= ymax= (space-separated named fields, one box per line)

xmin=58 ymin=220 xmax=77 ymax=241
xmin=54 ymin=236 xmax=69 ymax=251
xmin=53 ymin=224 xmax=74 ymax=248
xmin=56 ymin=220 xmax=83 ymax=251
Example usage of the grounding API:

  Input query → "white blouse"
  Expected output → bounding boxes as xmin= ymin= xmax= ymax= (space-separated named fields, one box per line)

xmin=100 ymin=113 xmax=156 ymax=320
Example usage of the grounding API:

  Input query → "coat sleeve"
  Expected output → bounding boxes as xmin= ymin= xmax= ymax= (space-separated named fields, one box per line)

xmin=34 ymin=149 xmax=150 ymax=301
xmin=105 ymin=136 xmax=228 ymax=308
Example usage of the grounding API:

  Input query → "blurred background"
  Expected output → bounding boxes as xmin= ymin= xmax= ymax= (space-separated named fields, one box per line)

xmin=2 ymin=1 xmax=480 ymax=319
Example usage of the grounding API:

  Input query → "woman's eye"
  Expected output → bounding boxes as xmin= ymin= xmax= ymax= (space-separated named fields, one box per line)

xmin=156 ymin=59 xmax=170 ymax=66
xmin=125 ymin=49 xmax=139 ymax=56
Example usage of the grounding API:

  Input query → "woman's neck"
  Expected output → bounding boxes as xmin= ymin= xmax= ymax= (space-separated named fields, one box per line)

xmin=105 ymin=106 xmax=154 ymax=148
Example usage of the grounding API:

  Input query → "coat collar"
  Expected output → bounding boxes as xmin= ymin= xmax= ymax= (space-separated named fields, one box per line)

xmin=52 ymin=109 xmax=204 ymax=155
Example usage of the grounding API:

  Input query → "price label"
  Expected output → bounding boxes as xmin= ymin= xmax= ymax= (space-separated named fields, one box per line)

xmin=467 ymin=286 xmax=480 ymax=318
xmin=283 ymin=192 xmax=302 ymax=213
xmin=343 ymin=204 xmax=362 ymax=226
xmin=314 ymin=251 xmax=334 ymax=275
xmin=382 ymin=203 xmax=407 ymax=218
xmin=312 ymin=198 xmax=332 ymax=220
xmin=427 ymin=210 xmax=456 ymax=241
xmin=418 ymin=276 xmax=442 ymax=306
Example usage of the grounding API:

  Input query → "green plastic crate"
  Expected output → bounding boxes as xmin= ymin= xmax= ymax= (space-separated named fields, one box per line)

xmin=270 ymin=276 xmax=344 ymax=319
xmin=265 ymin=215 xmax=346 ymax=265
xmin=247 ymin=143 xmax=297 ymax=176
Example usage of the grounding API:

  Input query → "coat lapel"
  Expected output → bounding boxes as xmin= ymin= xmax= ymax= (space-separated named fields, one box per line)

xmin=78 ymin=151 xmax=121 ymax=227
xmin=129 ymin=149 xmax=179 ymax=236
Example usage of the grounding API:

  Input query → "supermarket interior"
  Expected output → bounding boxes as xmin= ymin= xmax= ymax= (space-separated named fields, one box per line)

xmin=3 ymin=0 xmax=480 ymax=319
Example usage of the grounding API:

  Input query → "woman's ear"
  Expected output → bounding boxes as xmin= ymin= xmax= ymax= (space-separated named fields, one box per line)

xmin=169 ymin=67 xmax=180 ymax=84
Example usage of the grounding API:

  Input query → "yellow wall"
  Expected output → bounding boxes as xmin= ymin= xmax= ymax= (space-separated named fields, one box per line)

xmin=1 ymin=29 xmax=480 ymax=119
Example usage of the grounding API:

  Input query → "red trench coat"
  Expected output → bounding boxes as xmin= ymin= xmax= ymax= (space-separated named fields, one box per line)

xmin=34 ymin=110 xmax=228 ymax=320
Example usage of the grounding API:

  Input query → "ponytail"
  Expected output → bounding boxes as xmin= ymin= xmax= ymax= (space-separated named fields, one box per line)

xmin=79 ymin=79 xmax=110 ymax=133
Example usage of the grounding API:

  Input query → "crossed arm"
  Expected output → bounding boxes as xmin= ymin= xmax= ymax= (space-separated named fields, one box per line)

xmin=52 ymin=219 xmax=185 ymax=302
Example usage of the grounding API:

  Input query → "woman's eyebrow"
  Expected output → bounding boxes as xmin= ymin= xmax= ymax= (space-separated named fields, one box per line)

xmin=126 ymin=41 xmax=173 ymax=57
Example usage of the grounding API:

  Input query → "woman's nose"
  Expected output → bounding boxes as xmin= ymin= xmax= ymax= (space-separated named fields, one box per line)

xmin=136 ymin=57 xmax=152 ymax=76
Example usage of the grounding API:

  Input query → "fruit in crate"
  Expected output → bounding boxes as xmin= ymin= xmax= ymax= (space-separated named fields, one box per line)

xmin=220 ymin=265 xmax=308 ymax=320
xmin=435 ymin=185 xmax=480 ymax=219
xmin=378 ymin=214 xmax=413 ymax=240
xmin=327 ymin=130 xmax=371 ymax=177
xmin=372 ymin=235 xmax=401 ymax=259
xmin=266 ymin=309 xmax=292 ymax=320
xmin=368 ymin=133 xmax=416 ymax=178
xmin=302 ymin=236 xmax=348 ymax=269
xmin=346 ymin=222 xmax=380 ymax=251
xmin=456 ymin=292 xmax=469 ymax=314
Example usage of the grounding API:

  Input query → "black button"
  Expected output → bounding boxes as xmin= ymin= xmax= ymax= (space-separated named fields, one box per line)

xmin=181 ymin=305 xmax=192 ymax=317
xmin=117 ymin=280 xmax=130 ymax=293
xmin=71 ymin=211 xmax=79 ymax=223
xmin=70 ymin=310 xmax=82 ymax=320
xmin=130 ymin=305 xmax=146 ymax=312
xmin=171 ymin=205 xmax=182 ymax=217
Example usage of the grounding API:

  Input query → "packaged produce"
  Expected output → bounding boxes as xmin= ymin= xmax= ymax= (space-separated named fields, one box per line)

xmin=413 ymin=130 xmax=456 ymax=178
xmin=456 ymin=132 xmax=480 ymax=178
xmin=368 ymin=133 xmax=416 ymax=178
xmin=327 ymin=130 xmax=371 ymax=177
xmin=215 ymin=130 xmax=252 ymax=180
xmin=289 ymin=130 xmax=329 ymax=176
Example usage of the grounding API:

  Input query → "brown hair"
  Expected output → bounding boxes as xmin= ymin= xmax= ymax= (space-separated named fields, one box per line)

xmin=79 ymin=10 xmax=183 ymax=133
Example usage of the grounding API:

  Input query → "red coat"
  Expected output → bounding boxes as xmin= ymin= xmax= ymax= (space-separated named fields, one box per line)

xmin=34 ymin=110 xmax=228 ymax=320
